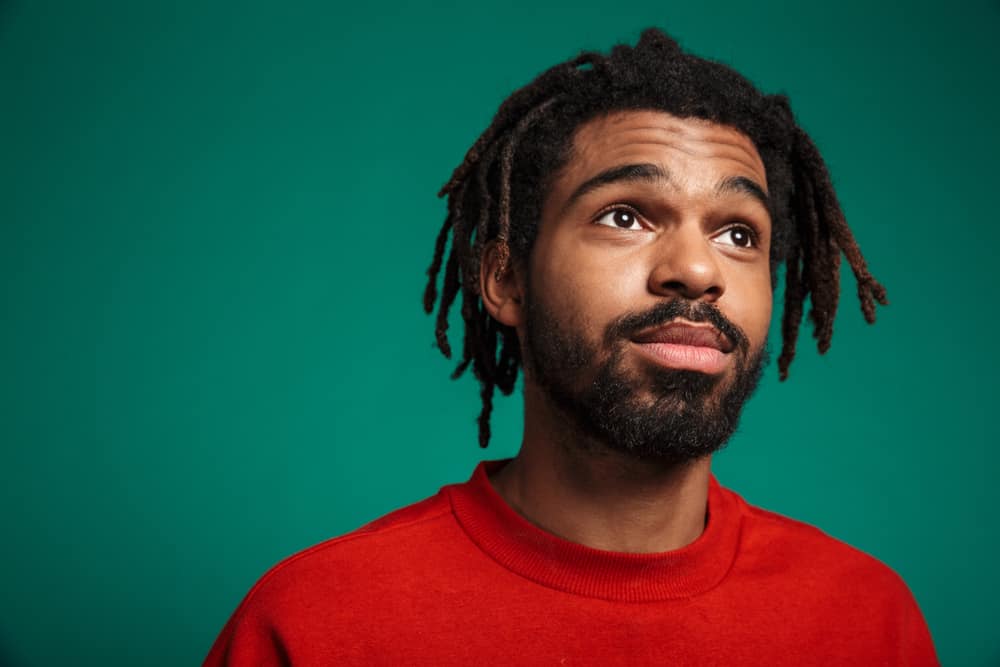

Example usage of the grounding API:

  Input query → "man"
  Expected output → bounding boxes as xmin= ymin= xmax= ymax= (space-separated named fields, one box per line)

xmin=205 ymin=28 xmax=937 ymax=665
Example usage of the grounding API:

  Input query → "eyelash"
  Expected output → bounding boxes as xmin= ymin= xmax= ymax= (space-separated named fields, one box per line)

xmin=718 ymin=223 xmax=760 ymax=249
xmin=592 ymin=204 xmax=644 ymax=228
xmin=592 ymin=204 xmax=761 ymax=249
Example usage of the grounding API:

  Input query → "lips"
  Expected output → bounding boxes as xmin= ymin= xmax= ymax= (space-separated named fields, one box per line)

xmin=631 ymin=321 xmax=734 ymax=374
xmin=632 ymin=321 xmax=734 ymax=353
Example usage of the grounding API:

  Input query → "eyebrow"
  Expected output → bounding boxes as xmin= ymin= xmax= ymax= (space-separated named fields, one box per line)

xmin=562 ymin=163 xmax=770 ymax=212
xmin=715 ymin=175 xmax=770 ymax=210
xmin=563 ymin=163 xmax=668 ymax=212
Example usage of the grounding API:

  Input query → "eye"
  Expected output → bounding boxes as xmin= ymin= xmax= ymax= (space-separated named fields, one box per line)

xmin=594 ymin=207 xmax=643 ymax=231
xmin=714 ymin=224 xmax=757 ymax=248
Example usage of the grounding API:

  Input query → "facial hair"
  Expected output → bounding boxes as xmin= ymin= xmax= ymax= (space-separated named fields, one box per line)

xmin=521 ymin=297 xmax=770 ymax=464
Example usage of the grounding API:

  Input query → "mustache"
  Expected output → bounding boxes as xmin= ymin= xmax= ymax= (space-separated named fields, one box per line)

xmin=603 ymin=299 xmax=750 ymax=354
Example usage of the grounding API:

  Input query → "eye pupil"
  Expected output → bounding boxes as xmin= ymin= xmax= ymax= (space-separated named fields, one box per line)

xmin=731 ymin=229 xmax=749 ymax=246
xmin=613 ymin=210 xmax=634 ymax=228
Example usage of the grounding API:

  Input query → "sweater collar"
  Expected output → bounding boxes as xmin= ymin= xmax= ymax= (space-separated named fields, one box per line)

xmin=447 ymin=459 xmax=742 ymax=602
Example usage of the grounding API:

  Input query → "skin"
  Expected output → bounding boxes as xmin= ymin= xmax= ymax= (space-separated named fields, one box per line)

xmin=480 ymin=110 xmax=774 ymax=553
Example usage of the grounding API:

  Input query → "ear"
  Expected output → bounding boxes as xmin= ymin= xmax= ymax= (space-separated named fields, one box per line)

xmin=479 ymin=241 xmax=525 ymax=328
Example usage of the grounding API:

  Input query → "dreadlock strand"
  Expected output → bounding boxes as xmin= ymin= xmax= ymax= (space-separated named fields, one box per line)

xmin=496 ymin=98 xmax=559 ymax=279
xmin=778 ymin=242 xmax=805 ymax=381
xmin=450 ymin=181 xmax=484 ymax=375
xmin=476 ymin=380 xmax=496 ymax=449
xmin=470 ymin=141 xmax=502 ymax=287
xmin=494 ymin=135 xmax=517 ymax=279
xmin=810 ymin=237 xmax=839 ymax=354
xmin=434 ymin=249 xmax=460 ymax=358
xmin=791 ymin=133 xmax=839 ymax=354
xmin=432 ymin=177 xmax=473 ymax=358
xmin=797 ymin=129 xmax=889 ymax=325
xmin=423 ymin=213 xmax=453 ymax=313
xmin=450 ymin=357 xmax=472 ymax=380
xmin=454 ymin=274 xmax=483 ymax=379
xmin=826 ymin=205 xmax=889 ymax=324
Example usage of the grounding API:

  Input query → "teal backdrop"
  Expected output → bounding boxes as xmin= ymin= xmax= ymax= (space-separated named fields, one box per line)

xmin=2 ymin=1 xmax=997 ymax=665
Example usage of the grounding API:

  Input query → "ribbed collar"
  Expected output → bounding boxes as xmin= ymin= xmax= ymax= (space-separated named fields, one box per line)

xmin=447 ymin=459 xmax=743 ymax=602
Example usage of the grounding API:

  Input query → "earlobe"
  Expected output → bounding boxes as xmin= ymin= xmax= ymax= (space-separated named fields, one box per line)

xmin=480 ymin=241 xmax=524 ymax=328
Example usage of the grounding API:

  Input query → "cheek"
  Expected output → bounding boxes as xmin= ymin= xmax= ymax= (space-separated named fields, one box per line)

xmin=532 ymin=237 xmax=647 ymax=328
xmin=724 ymin=271 xmax=773 ymax=347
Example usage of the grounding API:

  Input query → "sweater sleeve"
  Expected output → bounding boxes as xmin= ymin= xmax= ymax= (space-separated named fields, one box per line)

xmin=202 ymin=588 xmax=290 ymax=667
xmin=897 ymin=582 xmax=939 ymax=667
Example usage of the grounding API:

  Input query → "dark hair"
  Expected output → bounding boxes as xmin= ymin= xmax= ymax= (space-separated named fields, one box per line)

xmin=423 ymin=28 xmax=887 ymax=448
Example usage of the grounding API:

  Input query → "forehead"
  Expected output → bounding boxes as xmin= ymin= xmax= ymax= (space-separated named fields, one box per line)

xmin=558 ymin=110 xmax=767 ymax=193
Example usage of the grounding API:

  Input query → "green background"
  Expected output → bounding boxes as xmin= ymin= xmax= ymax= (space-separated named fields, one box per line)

xmin=2 ymin=1 xmax=997 ymax=665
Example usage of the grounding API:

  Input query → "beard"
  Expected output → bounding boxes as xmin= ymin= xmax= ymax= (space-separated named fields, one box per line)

xmin=521 ymin=296 xmax=769 ymax=465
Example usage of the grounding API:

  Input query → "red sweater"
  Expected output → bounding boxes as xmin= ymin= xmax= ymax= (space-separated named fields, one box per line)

xmin=205 ymin=461 xmax=938 ymax=666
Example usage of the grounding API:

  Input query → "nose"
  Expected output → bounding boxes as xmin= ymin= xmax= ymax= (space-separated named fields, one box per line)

xmin=647 ymin=225 xmax=725 ymax=302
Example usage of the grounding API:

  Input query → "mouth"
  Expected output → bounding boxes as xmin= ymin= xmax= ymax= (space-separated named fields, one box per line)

xmin=630 ymin=320 xmax=734 ymax=375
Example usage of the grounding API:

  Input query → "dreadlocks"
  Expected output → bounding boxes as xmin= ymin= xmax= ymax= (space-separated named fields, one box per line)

xmin=423 ymin=28 xmax=888 ymax=448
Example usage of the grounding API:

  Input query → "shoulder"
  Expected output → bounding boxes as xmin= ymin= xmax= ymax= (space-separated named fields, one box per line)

xmin=710 ymin=484 xmax=938 ymax=665
xmin=249 ymin=489 xmax=455 ymax=604
xmin=217 ymin=489 xmax=459 ymax=632
xmin=722 ymin=484 xmax=916 ymax=604
xmin=203 ymin=489 xmax=460 ymax=665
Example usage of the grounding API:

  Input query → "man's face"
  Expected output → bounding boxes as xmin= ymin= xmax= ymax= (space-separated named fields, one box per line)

xmin=518 ymin=110 xmax=774 ymax=462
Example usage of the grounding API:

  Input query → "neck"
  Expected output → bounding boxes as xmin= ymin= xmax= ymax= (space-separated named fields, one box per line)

xmin=489 ymin=383 xmax=712 ymax=553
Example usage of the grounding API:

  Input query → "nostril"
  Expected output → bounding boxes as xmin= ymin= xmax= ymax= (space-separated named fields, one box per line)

xmin=656 ymin=280 xmax=723 ymax=300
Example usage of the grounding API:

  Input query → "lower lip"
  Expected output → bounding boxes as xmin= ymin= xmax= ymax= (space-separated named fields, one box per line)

xmin=633 ymin=342 xmax=729 ymax=374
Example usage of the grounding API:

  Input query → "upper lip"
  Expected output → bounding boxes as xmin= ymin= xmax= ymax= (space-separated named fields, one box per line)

xmin=632 ymin=320 xmax=734 ymax=353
